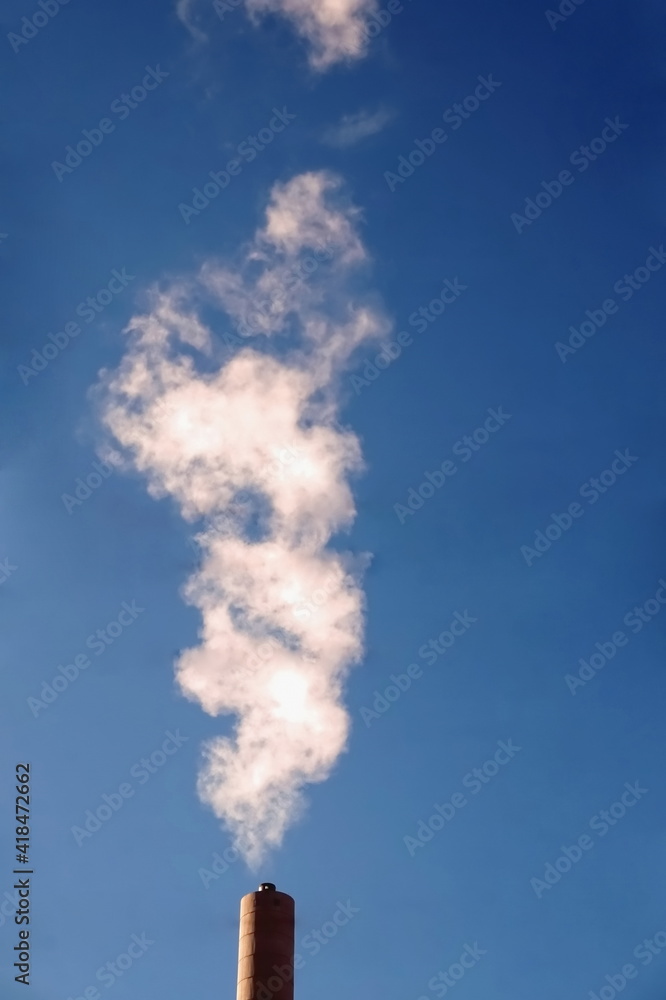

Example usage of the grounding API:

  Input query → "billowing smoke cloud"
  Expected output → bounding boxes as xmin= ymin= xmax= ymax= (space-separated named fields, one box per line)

xmin=96 ymin=172 xmax=389 ymax=864
xmin=177 ymin=0 xmax=379 ymax=70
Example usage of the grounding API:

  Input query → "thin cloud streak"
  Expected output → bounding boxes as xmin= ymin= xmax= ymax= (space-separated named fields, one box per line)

xmin=322 ymin=108 xmax=393 ymax=148
xmin=176 ymin=0 xmax=208 ymax=41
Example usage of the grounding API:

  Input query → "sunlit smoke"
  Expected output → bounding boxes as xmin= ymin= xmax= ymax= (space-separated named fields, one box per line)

xmin=96 ymin=171 xmax=389 ymax=864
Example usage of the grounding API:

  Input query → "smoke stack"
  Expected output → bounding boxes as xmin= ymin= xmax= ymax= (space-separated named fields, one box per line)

xmin=237 ymin=883 xmax=295 ymax=1000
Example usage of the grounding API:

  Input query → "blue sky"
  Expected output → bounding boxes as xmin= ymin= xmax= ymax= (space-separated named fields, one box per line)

xmin=2 ymin=0 xmax=666 ymax=998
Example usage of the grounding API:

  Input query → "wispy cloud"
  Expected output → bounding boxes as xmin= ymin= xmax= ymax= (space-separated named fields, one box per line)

xmin=175 ymin=0 xmax=208 ymax=41
xmin=95 ymin=172 xmax=390 ymax=865
xmin=322 ymin=107 xmax=393 ymax=147
xmin=177 ymin=0 xmax=380 ymax=69
xmin=247 ymin=0 xmax=379 ymax=68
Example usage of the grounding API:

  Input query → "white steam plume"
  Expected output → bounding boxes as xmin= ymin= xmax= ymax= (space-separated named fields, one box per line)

xmin=96 ymin=172 xmax=389 ymax=864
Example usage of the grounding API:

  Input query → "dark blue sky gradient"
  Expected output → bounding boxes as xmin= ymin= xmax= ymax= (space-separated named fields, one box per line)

xmin=1 ymin=1 xmax=665 ymax=999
